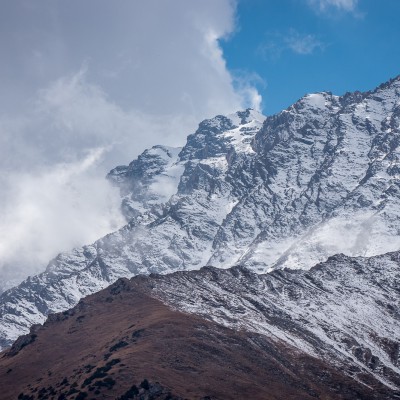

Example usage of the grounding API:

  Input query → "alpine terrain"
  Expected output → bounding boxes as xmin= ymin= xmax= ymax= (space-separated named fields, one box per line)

xmin=0 ymin=252 xmax=399 ymax=398
xmin=0 ymin=76 xmax=400 ymax=396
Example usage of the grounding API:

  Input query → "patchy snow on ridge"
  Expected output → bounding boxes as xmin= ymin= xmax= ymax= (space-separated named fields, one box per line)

xmin=150 ymin=251 xmax=400 ymax=390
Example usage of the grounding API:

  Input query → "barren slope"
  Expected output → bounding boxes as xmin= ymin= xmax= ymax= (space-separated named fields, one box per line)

xmin=1 ymin=256 xmax=399 ymax=399
xmin=0 ymin=283 xmax=392 ymax=400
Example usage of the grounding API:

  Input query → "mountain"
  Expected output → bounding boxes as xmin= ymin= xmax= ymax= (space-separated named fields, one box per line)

xmin=0 ymin=251 xmax=399 ymax=399
xmin=1 ymin=76 xmax=400 ymax=348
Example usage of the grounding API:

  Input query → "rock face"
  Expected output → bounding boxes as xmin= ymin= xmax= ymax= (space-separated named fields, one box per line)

xmin=0 ymin=254 xmax=399 ymax=399
xmin=150 ymin=251 xmax=400 ymax=392
xmin=1 ymin=77 xmax=400 ymax=348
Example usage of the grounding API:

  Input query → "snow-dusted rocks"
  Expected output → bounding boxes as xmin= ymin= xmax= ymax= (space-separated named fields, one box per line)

xmin=0 ymin=109 xmax=266 ymax=348
xmin=107 ymin=145 xmax=183 ymax=220
xmin=2 ymin=257 xmax=398 ymax=399
xmin=1 ymin=77 xmax=400 ymax=349
xmin=148 ymin=251 xmax=400 ymax=390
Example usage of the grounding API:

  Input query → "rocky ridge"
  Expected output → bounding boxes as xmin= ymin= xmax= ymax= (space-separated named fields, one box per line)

xmin=1 ymin=251 xmax=399 ymax=399
xmin=150 ymin=251 xmax=400 ymax=392
xmin=1 ymin=77 xmax=400 ymax=348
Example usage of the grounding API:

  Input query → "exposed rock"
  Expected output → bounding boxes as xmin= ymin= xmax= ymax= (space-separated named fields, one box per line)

xmin=1 ymin=77 xmax=400 ymax=350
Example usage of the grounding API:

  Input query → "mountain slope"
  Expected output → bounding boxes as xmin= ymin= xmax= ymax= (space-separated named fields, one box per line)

xmin=150 ymin=251 xmax=400 ymax=391
xmin=1 ymin=77 xmax=400 ymax=348
xmin=1 ymin=252 xmax=399 ymax=399
xmin=0 ymin=109 xmax=266 ymax=348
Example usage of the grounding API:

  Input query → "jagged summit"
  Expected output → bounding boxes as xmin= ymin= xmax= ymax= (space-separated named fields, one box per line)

xmin=107 ymin=108 xmax=264 ymax=221
xmin=1 ymin=76 xmax=400 ymax=349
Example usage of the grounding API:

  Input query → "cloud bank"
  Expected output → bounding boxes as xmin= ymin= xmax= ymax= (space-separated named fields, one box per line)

xmin=0 ymin=0 xmax=261 ymax=290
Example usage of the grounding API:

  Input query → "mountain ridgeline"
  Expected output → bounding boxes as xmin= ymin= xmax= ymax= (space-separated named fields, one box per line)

xmin=0 ymin=252 xmax=399 ymax=398
xmin=0 ymin=76 xmax=400 ymax=358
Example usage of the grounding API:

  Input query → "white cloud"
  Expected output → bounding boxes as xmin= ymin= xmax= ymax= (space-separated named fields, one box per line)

xmin=307 ymin=0 xmax=359 ymax=13
xmin=258 ymin=30 xmax=324 ymax=59
xmin=0 ymin=0 xmax=255 ymax=122
xmin=0 ymin=149 xmax=124 ymax=291
xmin=0 ymin=0 xmax=262 ymax=289
xmin=284 ymin=31 xmax=324 ymax=55
xmin=245 ymin=88 xmax=263 ymax=112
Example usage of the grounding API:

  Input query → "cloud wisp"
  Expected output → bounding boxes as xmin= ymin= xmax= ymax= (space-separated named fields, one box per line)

xmin=258 ymin=29 xmax=325 ymax=60
xmin=307 ymin=0 xmax=360 ymax=14
xmin=0 ymin=148 xmax=124 ymax=291
xmin=284 ymin=30 xmax=325 ymax=55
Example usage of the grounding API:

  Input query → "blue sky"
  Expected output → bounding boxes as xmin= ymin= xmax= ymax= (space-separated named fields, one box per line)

xmin=223 ymin=0 xmax=400 ymax=114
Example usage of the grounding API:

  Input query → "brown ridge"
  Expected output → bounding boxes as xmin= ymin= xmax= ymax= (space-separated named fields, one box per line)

xmin=0 ymin=277 xmax=395 ymax=399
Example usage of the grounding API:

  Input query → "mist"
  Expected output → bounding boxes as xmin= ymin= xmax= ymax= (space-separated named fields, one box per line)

xmin=0 ymin=0 xmax=261 ymax=290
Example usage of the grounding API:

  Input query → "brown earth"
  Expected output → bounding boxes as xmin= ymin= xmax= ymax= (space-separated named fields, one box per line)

xmin=0 ymin=277 xmax=395 ymax=400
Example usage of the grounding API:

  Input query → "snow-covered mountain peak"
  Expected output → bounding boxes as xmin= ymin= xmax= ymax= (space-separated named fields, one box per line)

xmin=178 ymin=108 xmax=266 ymax=162
xmin=226 ymin=107 xmax=265 ymax=125
xmin=144 ymin=144 xmax=179 ymax=159
xmin=296 ymin=91 xmax=339 ymax=111
xmin=107 ymin=144 xmax=183 ymax=219
xmin=1 ymin=77 xmax=400 ymax=349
